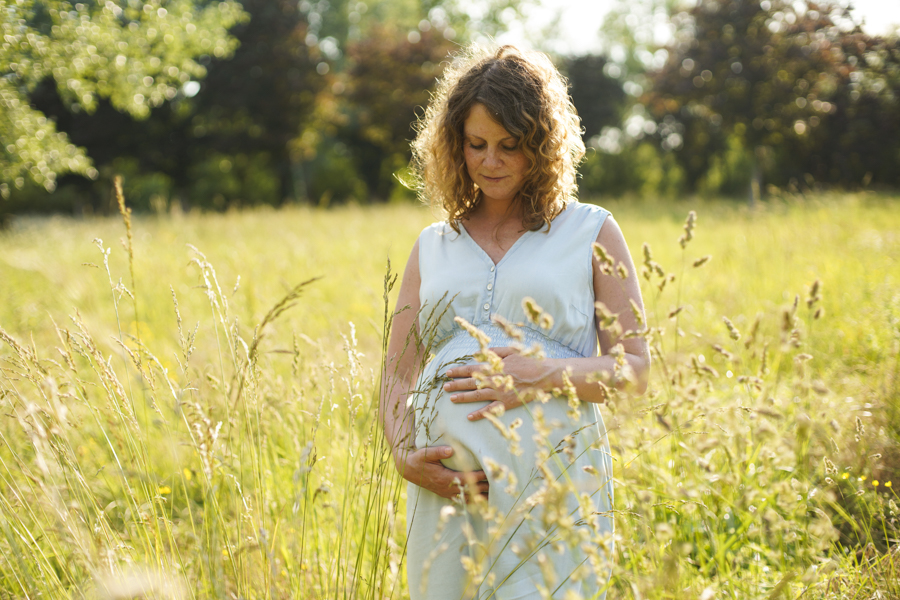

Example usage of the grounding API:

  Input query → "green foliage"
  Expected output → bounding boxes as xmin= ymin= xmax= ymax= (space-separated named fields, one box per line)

xmin=562 ymin=54 xmax=628 ymax=140
xmin=580 ymin=142 xmax=686 ymax=199
xmin=334 ymin=25 xmax=454 ymax=200
xmin=644 ymin=0 xmax=900 ymax=192
xmin=696 ymin=132 xmax=754 ymax=197
xmin=304 ymin=141 xmax=368 ymax=205
xmin=187 ymin=152 xmax=281 ymax=208
xmin=0 ymin=0 xmax=246 ymax=195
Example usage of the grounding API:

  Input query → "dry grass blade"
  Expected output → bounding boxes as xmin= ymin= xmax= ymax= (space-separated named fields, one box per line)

xmin=231 ymin=276 xmax=321 ymax=406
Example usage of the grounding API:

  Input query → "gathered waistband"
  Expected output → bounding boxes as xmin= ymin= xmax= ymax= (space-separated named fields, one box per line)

xmin=431 ymin=323 xmax=586 ymax=361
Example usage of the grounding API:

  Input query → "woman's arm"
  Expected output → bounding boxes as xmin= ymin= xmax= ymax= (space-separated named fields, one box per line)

xmin=443 ymin=216 xmax=650 ymax=421
xmin=381 ymin=240 xmax=490 ymax=499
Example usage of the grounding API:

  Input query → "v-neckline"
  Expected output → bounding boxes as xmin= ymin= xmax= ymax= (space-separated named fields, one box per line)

xmin=457 ymin=221 xmax=535 ymax=268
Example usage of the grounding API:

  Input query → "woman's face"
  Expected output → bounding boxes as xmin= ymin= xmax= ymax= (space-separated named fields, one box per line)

xmin=463 ymin=103 xmax=529 ymax=208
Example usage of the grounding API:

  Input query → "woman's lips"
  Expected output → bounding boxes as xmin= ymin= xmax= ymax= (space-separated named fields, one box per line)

xmin=482 ymin=175 xmax=506 ymax=182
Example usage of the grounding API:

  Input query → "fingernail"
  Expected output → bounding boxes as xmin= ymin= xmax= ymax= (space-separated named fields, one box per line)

xmin=451 ymin=395 xmax=458 ymax=402
xmin=443 ymin=383 xmax=450 ymax=390
xmin=444 ymin=448 xmax=452 ymax=456
xmin=468 ymin=414 xmax=475 ymax=420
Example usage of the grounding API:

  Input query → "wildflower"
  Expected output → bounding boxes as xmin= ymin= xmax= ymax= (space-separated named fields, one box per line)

xmin=873 ymin=480 xmax=880 ymax=487
xmin=887 ymin=481 xmax=893 ymax=488
xmin=842 ymin=472 xmax=850 ymax=480
xmin=859 ymin=475 xmax=867 ymax=482
xmin=158 ymin=485 xmax=171 ymax=495
xmin=183 ymin=468 xmax=192 ymax=481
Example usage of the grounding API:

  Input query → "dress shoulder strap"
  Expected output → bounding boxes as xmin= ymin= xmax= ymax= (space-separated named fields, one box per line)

xmin=545 ymin=202 xmax=611 ymax=260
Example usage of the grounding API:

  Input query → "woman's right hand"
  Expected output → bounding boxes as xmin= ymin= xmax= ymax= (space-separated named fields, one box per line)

xmin=396 ymin=446 xmax=489 ymax=502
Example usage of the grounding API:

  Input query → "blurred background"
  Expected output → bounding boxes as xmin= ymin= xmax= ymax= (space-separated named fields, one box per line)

xmin=1 ymin=0 xmax=898 ymax=220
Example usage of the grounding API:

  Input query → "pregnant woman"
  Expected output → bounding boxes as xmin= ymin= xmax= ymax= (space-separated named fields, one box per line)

xmin=380 ymin=45 xmax=650 ymax=600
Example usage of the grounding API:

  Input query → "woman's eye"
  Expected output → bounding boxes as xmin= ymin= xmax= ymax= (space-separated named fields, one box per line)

xmin=502 ymin=144 xmax=518 ymax=151
xmin=468 ymin=143 xmax=485 ymax=150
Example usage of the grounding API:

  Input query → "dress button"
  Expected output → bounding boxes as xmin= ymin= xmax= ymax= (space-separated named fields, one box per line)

xmin=483 ymin=303 xmax=490 ymax=311
xmin=487 ymin=283 xmax=493 ymax=291
xmin=490 ymin=266 xmax=495 ymax=272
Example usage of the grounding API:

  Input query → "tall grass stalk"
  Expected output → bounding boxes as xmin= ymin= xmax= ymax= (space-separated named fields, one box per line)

xmin=0 ymin=192 xmax=896 ymax=598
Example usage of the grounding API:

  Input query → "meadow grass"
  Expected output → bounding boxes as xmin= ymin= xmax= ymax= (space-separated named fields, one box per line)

xmin=0 ymin=192 xmax=897 ymax=598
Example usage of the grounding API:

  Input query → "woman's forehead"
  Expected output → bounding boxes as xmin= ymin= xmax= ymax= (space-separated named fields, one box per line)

xmin=463 ymin=103 xmax=514 ymax=138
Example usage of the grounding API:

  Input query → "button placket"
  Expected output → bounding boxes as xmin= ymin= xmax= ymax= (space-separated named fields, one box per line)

xmin=482 ymin=264 xmax=497 ymax=319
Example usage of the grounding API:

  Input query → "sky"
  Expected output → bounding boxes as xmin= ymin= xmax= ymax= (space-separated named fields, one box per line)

xmin=497 ymin=0 xmax=900 ymax=56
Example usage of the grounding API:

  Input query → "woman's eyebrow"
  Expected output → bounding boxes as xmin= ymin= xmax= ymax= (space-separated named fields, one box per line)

xmin=464 ymin=133 xmax=517 ymax=142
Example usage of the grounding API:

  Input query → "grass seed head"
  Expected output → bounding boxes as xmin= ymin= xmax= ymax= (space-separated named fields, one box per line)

xmin=693 ymin=255 xmax=711 ymax=268
xmin=679 ymin=210 xmax=697 ymax=249
xmin=723 ymin=316 xmax=741 ymax=341
xmin=522 ymin=297 xmax=554 ymax=329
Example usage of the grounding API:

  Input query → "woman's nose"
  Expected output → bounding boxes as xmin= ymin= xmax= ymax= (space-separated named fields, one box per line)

xmin=484 ymin=147 xmax=503 ymax=168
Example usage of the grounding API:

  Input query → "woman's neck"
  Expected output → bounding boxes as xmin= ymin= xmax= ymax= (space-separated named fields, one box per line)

xmin=468 ymin=194 xmax=523 ymax=228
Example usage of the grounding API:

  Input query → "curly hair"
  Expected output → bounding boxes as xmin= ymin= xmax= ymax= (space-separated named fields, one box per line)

xmin=410 ymin=45 xmax=585 ymax=232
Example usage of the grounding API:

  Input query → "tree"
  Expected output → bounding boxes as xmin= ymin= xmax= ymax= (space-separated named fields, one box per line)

xmin=0 ymin=0 xmax=245 ymax=199
xmin=4 ymin=0 xmax=544 ymax=211
xmin=643 ymin=0 xmax=900 ymax=198
xmin=562 ymin=54 xmax=627 ymax=140
xmin=187 ymin=0 xmax=325 ymax=204
xmin=337 ymin=25 xmax=455 ymax=200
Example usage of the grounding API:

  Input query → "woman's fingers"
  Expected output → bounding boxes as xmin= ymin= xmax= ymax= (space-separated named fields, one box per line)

xmin=443 ymin=377 xmax=478 ymax=392
xmin=456 ymin=471 xmax=490 ymax=503
xmin=489 ymin=346 xmax=517 ymax=358
xmin=444 ymin=347 xmax=517 ymax=379
xmin=467 ymin=401 xmax=504 ymax=421
xmin=445 ymin=364 xmax=479 ymax=379
xmin=450 ymin=387 xmax=497 ymax=403
xmin=421 ymin=445 xmax=453 ymax=463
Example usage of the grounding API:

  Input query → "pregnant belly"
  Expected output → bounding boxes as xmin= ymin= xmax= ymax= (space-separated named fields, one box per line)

xmin=414 ymin=361 xmax=596 ymax=476
xmin=412 ymin=330 xmax=602 ymax=477
xmin=414 ymin=356 xmax=490 ymax=473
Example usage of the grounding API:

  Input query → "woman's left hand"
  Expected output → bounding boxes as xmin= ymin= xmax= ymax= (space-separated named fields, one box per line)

xmin=443 ymin=347 xmax=554 ymax=421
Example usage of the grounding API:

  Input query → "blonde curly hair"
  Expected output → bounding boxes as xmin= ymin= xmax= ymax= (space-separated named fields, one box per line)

xmin=411 ymin=45 xmax=585 ymax=232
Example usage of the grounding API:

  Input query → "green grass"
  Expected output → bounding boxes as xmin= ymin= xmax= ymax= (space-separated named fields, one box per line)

xmin=0 ymin=192 xmax=898 ymax=598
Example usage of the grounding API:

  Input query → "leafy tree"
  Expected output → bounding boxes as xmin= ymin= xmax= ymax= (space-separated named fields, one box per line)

xmin=643 ymin=0 xmax=900 ymax=198
xmin=299 ymin=0 xmax=539 ymax=203
xmin=5 ymin=0 xmax=545 ymax=212
xmin=336 ymin=25 xmax=454 ymax=200
xmin=562 ymin=54 xmax=627 ymax=140
xmin=187 ymin=0 xmax=326 ymax=204
xmin=0 ymin=0 xmax=245 ymax=199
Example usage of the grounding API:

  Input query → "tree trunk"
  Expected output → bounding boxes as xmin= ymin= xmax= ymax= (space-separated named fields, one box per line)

xmin=748 ymin=145 xmax=764 ymax=207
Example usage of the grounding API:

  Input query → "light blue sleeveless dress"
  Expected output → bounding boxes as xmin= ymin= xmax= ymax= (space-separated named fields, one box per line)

xmin=406 ymin=201 xmax=614 ymax=600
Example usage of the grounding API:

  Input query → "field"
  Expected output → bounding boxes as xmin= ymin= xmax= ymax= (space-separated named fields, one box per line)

xmin=0 ymin=192 xmax=898 ymax=599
